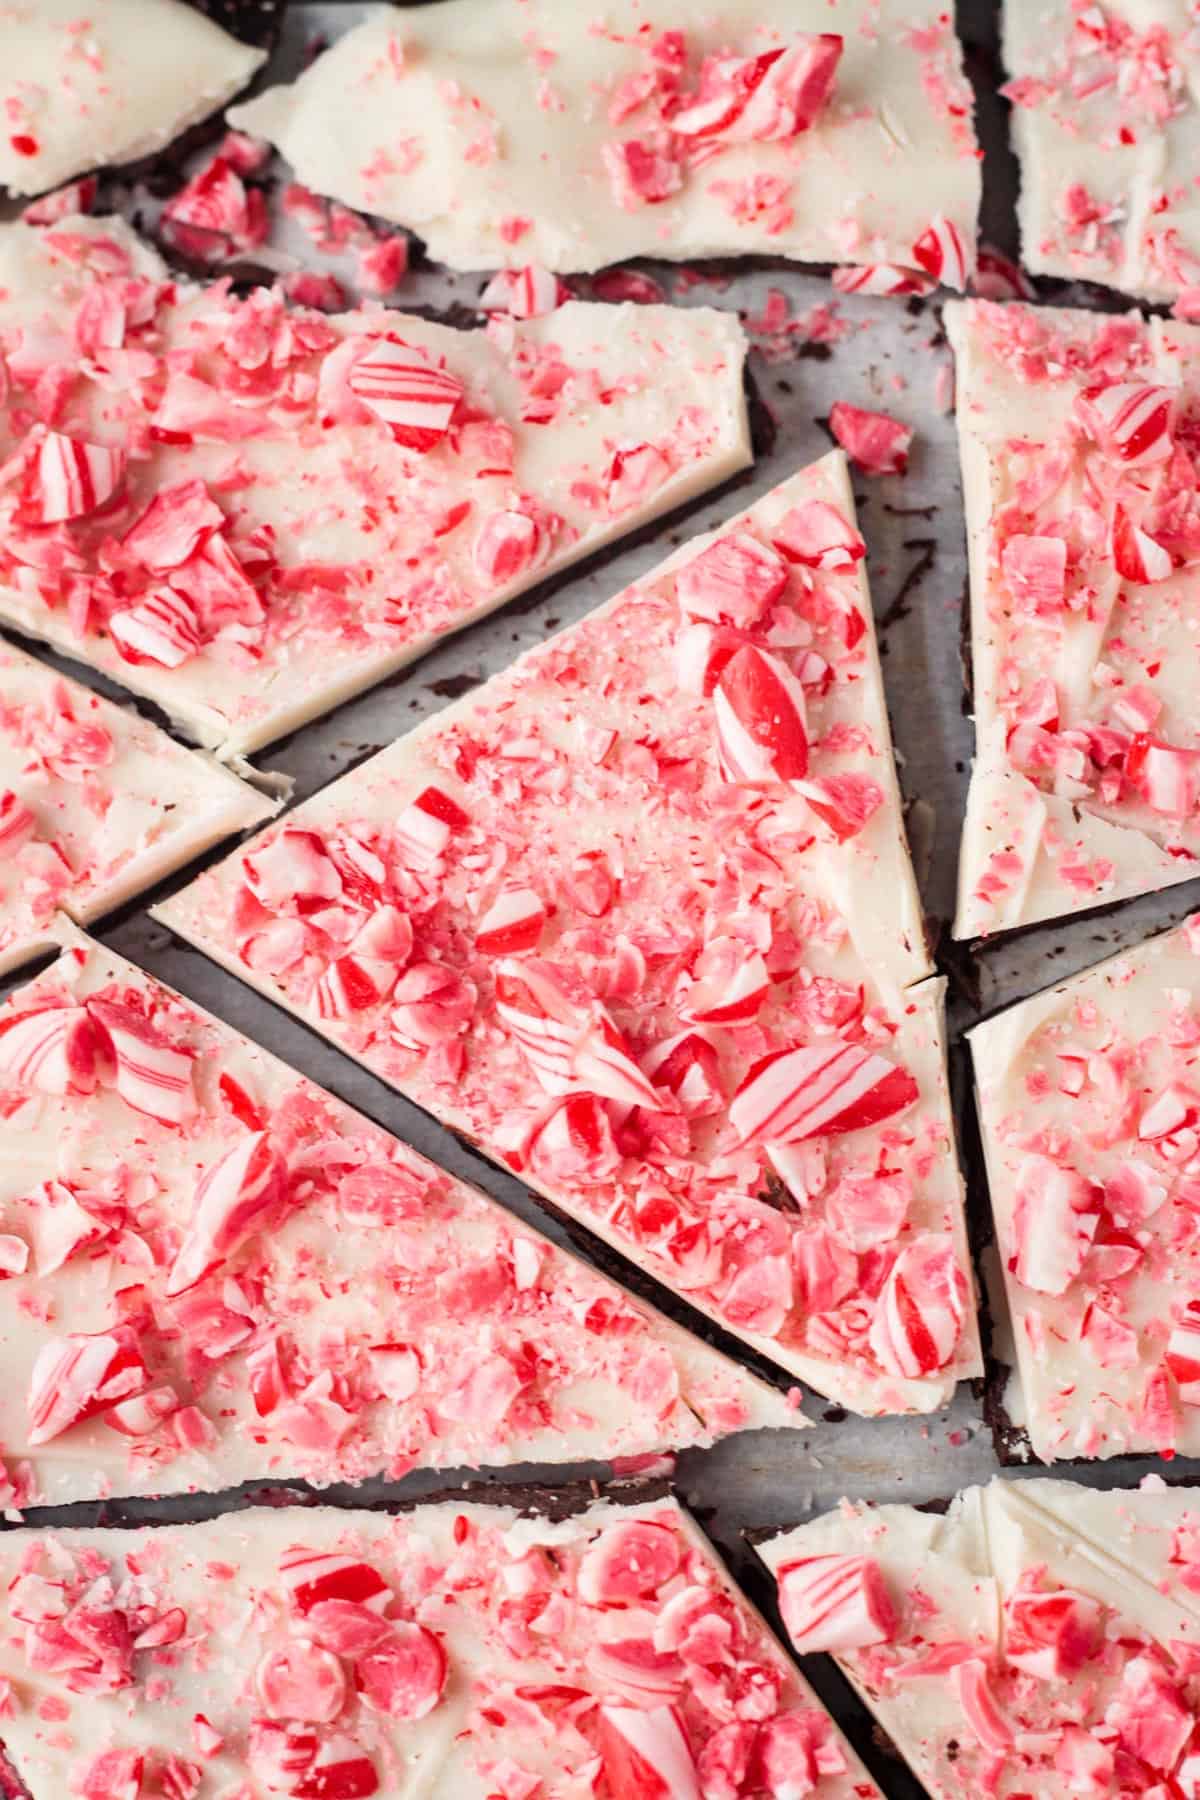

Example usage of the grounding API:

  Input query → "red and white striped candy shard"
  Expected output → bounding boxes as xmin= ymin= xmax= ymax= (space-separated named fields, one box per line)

xmin=597 ymin=1703 xmax=700 ymax=1800
xmin=675 ymin=621 xmax=742 ymax=697
xmin=911 ymin=213 xmax=970 ymax=290
xmin=794 ymin=772 xmax=885 ymax=842
xmin=0 ymin=788 xmax=37 ymax=853
xmin=479 ymin=264 xmax=568 ymax=318
xmin=573 ymin=1011 xmax=668 ymax=1111
xmin=356 ymin=1623 xmax=448 ymax=1721
xmin=395 ymin=785 xmax=469 ymax=865
xmin=245 ymin=829 xmax=342 ymax=908
xmin=1075 ymin=382 xmax=1176 ymax=466
xmin=78 ymin=1750 xmax=145 ymax=1800
xmin=475 ymin=886 xmax=547 ymax=956
xmin=971 ymin=244 xmax=1036 ymax=302
xmin=1112 ymin=504 xmax=1172 ymax=583
xmin=641 ymin=1030 xmax=724 ymax=1115
xmin=729 ymin=1041 xmax=919 ymax=1146
xmin=714 ymin=646 xmax=809 ymax=785
xmin=85 ymin=998 xmax=194 ymax=1125
xmin=494 ymin=961 xmax=579 ymax=1091
xmin=1010 ymin=1154 xmax=1101 ymax=1296
xmin=577 ymin=1519 xmax=681 ymax=1605
xmin=347 ymin=339 xmax=464 ymax=451
xmin=678 ymin=937 xmax=768 ymax=1025
xmin=1166 ymin=1307 xmax=1200 ymax=1405
xmin=606 ymin=440 xmax=671 ymax=510
xmin=776 ymin=1552 xmax=896 ymax=1654
xmin=828 ymin=402 xmax=912 ymax=477
xmin=0 ymin=1003 xmax=98 ymax=1095
xmin=122 ymin=478 xmax=225 ymax=570
xmin=473 ymin=508 xmax=545 ymax=583
xmin=953 ymin=1661 xmax=1012 ymax=1753
xmin=108 ymin=588 xmax=203 ymax=669
xmin=255 ymin=1641 xmax=348 ymax=1724
xmin=1004 ymin=1579 xmax=1105 ymax=1680
xmin=167 ymin=1131 xmax=288 ymax=1295
xmin=832 ymin=262 xmax=935 ymax=297
xmin=35 ymin=432 xmax=125 ymax=523
xmin=290 ymin=1736 xmax=380 ymax=1799
xmin=867 ymin=1232 xmax=966 ymax=1377
xmin=772 ymin=499 xmax=865 ymax=570
xmin=1125 ymin=735 xmax=1200 ymax=816
xmin=672 ymin=35 xmax=842 ymax=143
xmin=280 ymin=1549 xmax=393 ymax=1618
xmin=26 ymin=1325 xmax=150 ymax=1444
xmin=248 ymin=1721 xmax=320 ymax=1792
xmin=675 ymin=531 xmax=788 ymax=628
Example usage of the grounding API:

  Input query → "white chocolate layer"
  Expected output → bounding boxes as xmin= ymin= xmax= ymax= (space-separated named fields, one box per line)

xmin=949 ymin=297 xmax=1200 ymax=937
xmin=970 ymin=913 xmax=1200 ymax=1462
xmin=230 ymin=0 xmax=980 ymax=281
xmin=0 ymin=1492 xmax=880 ymax=1800
xmin=1004 ymin=0 xmax=1200 ymax=302
xmin=0 ymin=640 xmax=272 ymax=977
xmin=759 ymin=1475 xmax=1200 ymax=1800
xmin=0 ymin=0 xmax=265 ymax=196
xmin=0 ymin=926 xmax=794 ymax=1509
xmin=0 ymin=215 xmax=750 ymax=755
xmin=157 ymin=453 xmax=982 ymax=1415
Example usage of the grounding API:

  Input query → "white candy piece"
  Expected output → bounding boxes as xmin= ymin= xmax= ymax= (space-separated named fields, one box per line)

xmin=231 ymin=0 xmax=980 ymax=280
xmin=0 ymin=0 xmax=265 ymax=196
xmin=0 ymin=640 xmax=271 ymax=977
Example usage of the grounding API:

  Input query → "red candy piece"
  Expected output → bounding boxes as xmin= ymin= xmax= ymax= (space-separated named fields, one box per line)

xmin=577 ymin=1519 xmax=681 ymax=1606
xmin=291 ymin=1738 xmax=379 ymax=1799
xmin=1112 ymin=504 xmax=1172 ymax=584
xmin=123 ymin=479 xmax=225 ymax=570
xmin=256 ymin=1641 xmax=348 ymax=1724
xmin=347 ymin=339 xmax=464 ymax=450
xmin=0 ymin=788 xmax=36 ymax=853
xmin=776 ymin=1552 xmax=895 ymax=1653
xmin=78 ymin=1749 xmax=145 ymax=1800
xmin=675 ymin=531 xmax=787 ymax=629
xmin=35 ymin=432 xmax=125 ymax=523
xmin=868 ymin=1233 xmax=966 ymax=1377
xmin=85 ymin=998 xmax=193 ymax=1124
xmin=395 ymin=786 xmax=469 ymax=865
xmin=713 ymin=645 xmax=809 ymax=785
xmin=729 ymin=1041 xmax=918 ymax=1146
xmin=475 ymin=886 xmax=547 ymax=956
xmin=1075 ymin=381 xmax=1175 ymax=466
xmin=1004 ymin=1576 xmax=1104 ymax=1679
xmin=911 ymin=212 xmax=970 ymax=290
xmin=0 ymin=1002 xmax=99 ymax=1095
xmin=828 ymin=401 xmax=912 ymax=476
xmin=167 ymin=1131 xmax=288 ymax=1295
xmin=108 ymin=588 xmax=204 ymax=669
xmin=597 ymin=1703 xmax=700 ymax=1800
xmin=832 ymin=263 xmax=934 ymax=298
xmin=27 ymin=1325 xmax=150 ymax=1445
xmin=473 ymin=509 xmax=545 ymax=583
xmin=1125 ymin=735 xmax=1200 ymax=816
xmin=479 ymin=265 xmax=568 ymax=318
xmin=280 ymin=1550 xmax=392 ymax=1618
xmin=672 ymin=35 xmax=842 ymax=142
xmin=356 ymin=1623 xmax=448 ymax=1720
xmin=772 ymin=500 xmax=865 ymax=570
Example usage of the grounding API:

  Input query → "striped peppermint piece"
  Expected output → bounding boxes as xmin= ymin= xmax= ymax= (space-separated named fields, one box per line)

xmin=478 ymin=265 xmax=568 ymax=318
xmin=394 ymin=786 xmax=470 ymax=866
xmin=27 ymin=1325 xmax=151 ymax=1446
xmin=729 ymin=1042 xmax=919 ymax=1146
xmin=675 ymin=531 xmax=788 ymax=629
xmin=494 ymin=961 xmax=580 ymax=1093
xmin=108 ymin=588 xmax=204 ymax=669
xmin=1166 ymin=1306 xmax=1200 ymax=1405
xmin=347 ymin=339 xmax=465 ymax=451
xmin=678 ymin=937 xmax=769 ymax=1026
xmin=597 ymin=1703 xmax=701 ymax=1800
xmin=911 ymin=212 xmax=970 ymax=291
xmin=776 ymin=1552 xmax=896 ymax=1654
xmin=772 ymin=499 xmax=865 ymax=570
xmin=832 ymin=262 xmax=935 ymax=297
xmin=1075 ymin=382 xmax=1176 ymax=466
xmin=0 ymin=788 xmax=37 ymax=853
xmin=167 ymin=1132 xmax=288 ymax=1296
xmin=245 ymin=829 xmax=343 ymax=909
xmin=475 ymin=887 xmax=547 ymax=956
xmin=573 ymin=1012 xmax=667 ymax=1112
xmin=0 ymin=1003 xmax=98 ymax=1095
xmin=713 ymin=646 xmax=809 ymax=785
xmin=672 ymin=36 xmax=842 ymax=144
xmin=868 ymin=1233 xmax=967 ymax=1377
xmin=1112 ymin=505 xmax=1172 ymax=584
xmin=279 ymin=1549 xmax=393 ymax=1618
xmin=35 ymin=432 xmax=126 ymax=523
xmin=473 ymin=509 xmax=546 ymax=584
xmin=85 ymin=998 xmax=194 ymax=1125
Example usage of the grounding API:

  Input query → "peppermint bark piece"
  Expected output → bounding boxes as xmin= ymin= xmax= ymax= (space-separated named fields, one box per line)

xmin=756 ymin=1476 xmax=1200 ymax=1800
xmin=157 ymin=451 xmax=982 ymax=1415
xmin=0 ymin=640 xmax=272 ymax=977
xmin=969 ymin=912 xmax=1200 ymax=1463
xmin=0 ymin=1491 xmax=880 ymax=1800
xmin=230 ymin=0 xmax=980 ymax=285
xmin=949 ymin=297 xmax=1200 ymax=938
xmin=0 ymin=0 xmax=269 ymax=198
xmin=0 ymin=215 xmax=750 ymax=756
xmin=0 ymin=927 xmax=793 ymax=1509
xmin=1003 ymin=0 xmax=1200 ymax=302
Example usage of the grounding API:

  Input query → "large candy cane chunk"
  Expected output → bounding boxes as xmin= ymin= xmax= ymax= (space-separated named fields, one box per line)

xmin=730 ymin=1042 xmax=918 ymax=1146
xmin=776 ymin=1553 xmax=896 ymax=1653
